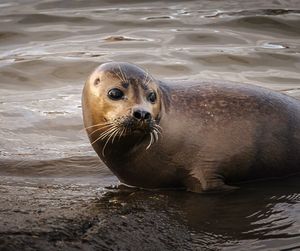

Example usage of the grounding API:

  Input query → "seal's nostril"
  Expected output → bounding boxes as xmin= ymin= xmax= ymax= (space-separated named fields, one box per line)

xmin=133 ymin=109 xmax=151 ymax=120
xmin=144 ymin=112 xmax=151 ymax=120
xmin=133 ymin=110 xmax=142 ymax=120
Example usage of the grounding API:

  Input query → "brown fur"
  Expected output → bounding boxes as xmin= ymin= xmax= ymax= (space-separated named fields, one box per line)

xmin=82 ymin=62 xmax=300 ymax=193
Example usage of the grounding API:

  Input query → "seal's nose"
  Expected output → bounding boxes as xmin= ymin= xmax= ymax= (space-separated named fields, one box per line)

xmin=132 ymin=108 xmax=152 ymax=121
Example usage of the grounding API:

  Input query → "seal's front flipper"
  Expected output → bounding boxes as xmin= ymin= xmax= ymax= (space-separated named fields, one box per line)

xmin=185 ymin=175 xmax=238 ymax=194
xmin=203 ymin=183 xmax=239 ymax=194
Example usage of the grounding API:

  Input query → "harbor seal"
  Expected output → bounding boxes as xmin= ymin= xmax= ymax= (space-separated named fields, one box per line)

xmin=82 ymin=62 xmax=300 ymax=193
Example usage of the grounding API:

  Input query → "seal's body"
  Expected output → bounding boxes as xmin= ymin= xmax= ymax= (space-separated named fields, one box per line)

xmin=82 ymin=62 xmax=300 ymax=193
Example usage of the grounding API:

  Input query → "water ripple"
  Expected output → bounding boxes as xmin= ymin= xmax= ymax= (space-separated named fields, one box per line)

xmin=0 ymin=0 xmax=300 ymax=249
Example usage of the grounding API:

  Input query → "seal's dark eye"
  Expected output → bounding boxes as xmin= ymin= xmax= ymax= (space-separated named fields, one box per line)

xmin=147 ymin=91 xmax=157 ymax=104
xmin=108 ymin=88 xmax=124 ymax=100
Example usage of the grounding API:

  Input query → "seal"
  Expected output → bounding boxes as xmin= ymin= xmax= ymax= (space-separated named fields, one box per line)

xmin=82 ymin=62 xmax=300 ymax=193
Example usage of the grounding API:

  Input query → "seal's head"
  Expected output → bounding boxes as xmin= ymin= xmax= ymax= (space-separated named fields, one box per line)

xmin=82 ymin=62 xmax=162 ymax=155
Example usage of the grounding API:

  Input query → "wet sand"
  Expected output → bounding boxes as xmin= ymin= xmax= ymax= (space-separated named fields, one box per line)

xmin=1 ymin=0 xmax=300 ymax=250
xmin=1 ymin=179 xmax=300 ymax=250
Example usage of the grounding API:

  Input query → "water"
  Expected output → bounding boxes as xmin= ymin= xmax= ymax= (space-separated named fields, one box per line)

xmin=0 ymin=0 xmax=300 ymax=250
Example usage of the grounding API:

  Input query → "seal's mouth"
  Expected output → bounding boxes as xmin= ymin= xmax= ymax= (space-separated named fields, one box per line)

xmin=125 ymin=118 xmax=154 ymax=133
xmin=119 ymin=116 xmax=161 ymax=150
xmin=87 ymin=115 xmax=161 ymax=155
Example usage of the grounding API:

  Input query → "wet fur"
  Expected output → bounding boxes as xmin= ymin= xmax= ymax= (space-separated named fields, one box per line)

xmin=82 ymin=62 xmax=300 ymax=193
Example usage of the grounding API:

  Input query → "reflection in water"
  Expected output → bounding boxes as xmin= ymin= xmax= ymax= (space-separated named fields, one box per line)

xmin=0 ymin=0 xmax=300 ymax=250
xmin=86 ymin=179 xmax=300 ymax=250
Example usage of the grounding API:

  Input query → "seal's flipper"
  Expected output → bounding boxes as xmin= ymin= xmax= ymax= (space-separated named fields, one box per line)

xmin=186 ymin=179 xmax=238 ymax=193
xmin=185 ymin=172 xmax=238 ymax=193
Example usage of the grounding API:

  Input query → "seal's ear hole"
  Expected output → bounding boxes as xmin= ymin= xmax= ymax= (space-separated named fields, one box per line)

xmin=94 ymin=78 xmax=101 ymax=86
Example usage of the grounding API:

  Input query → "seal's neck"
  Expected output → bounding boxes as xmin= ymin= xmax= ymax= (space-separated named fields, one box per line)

xmin=93 ymin=132 xmax=148 ymax=161
xmin=158 ymin=81 xmax=171 ymax=114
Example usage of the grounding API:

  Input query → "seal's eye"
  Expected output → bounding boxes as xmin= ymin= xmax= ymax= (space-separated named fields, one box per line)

xmin=147 ymin=91 xmax=157 ymax=104
xmin=108 ymin=88 xmax=124 ymax=100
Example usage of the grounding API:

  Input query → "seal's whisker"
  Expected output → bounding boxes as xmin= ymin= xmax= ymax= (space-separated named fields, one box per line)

xmin=155 ymin=124 xmax=162 ymax=130
xmin=102 ymin=128 xmax=117 ymax=156
xmin=88 ymin=124 xmax=115 ymax=137
xmin=146 ymin=132 xmax=154 ymax=150
xmin=106 ymin=127 xmax=118 ymax=140
xmin=143 ymin=70 xmax=149 ymax=87
xmin=119 ymin=127 xmax=126 ymax=140
xmin=118 ymin=64 xmax=127 ymax=83
xmin=91 ymin=137 xmax=100 ymax=145
xmin=124 ymin=125 xmax=128 ymax=136
xmin=111 ymin=127 xmax=121 ymax=143
xmin=122 ymin=66 xmax=129 ymax=83
xmin=145 ymin=77 xmax=152 ymax=87
xmin=113 ymin=69 xmax=124 ymax=83
xmin=92 ymin=126 xmax=116 ymax=145
xmin=102 ymin=128 xmax=118 ymax=156
xmin=91 ymin=131 xmax=108 ymax=145
xmin=151 ymin=132 xmax=155 ymax=146
xmin=96 ymin=125 xmax=115 ymax=138
xmin=98 ymin=126 xmax=118 ymax=140
xmin=84 ymin=122 xmax=112 ymax=130
xmin=91 ymin=126 xmax=116 ymax=145
xmin=153 ymin=130 xmax=158 ymax=143
xmin=155 ymin=129 xmax=162 ymax=135
xmin=153 ymin=124 xmax=162 ymax=134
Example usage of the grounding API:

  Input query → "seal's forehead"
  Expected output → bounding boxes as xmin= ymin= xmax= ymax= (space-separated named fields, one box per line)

xmin=94 ymin=62 xmax=155 ymax=90
xmin=97 ymin=62 xmax=146 ymax=77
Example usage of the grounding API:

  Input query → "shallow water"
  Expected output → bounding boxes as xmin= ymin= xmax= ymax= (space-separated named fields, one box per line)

xmin=0 ymin=0 xmax=300 ymax=250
